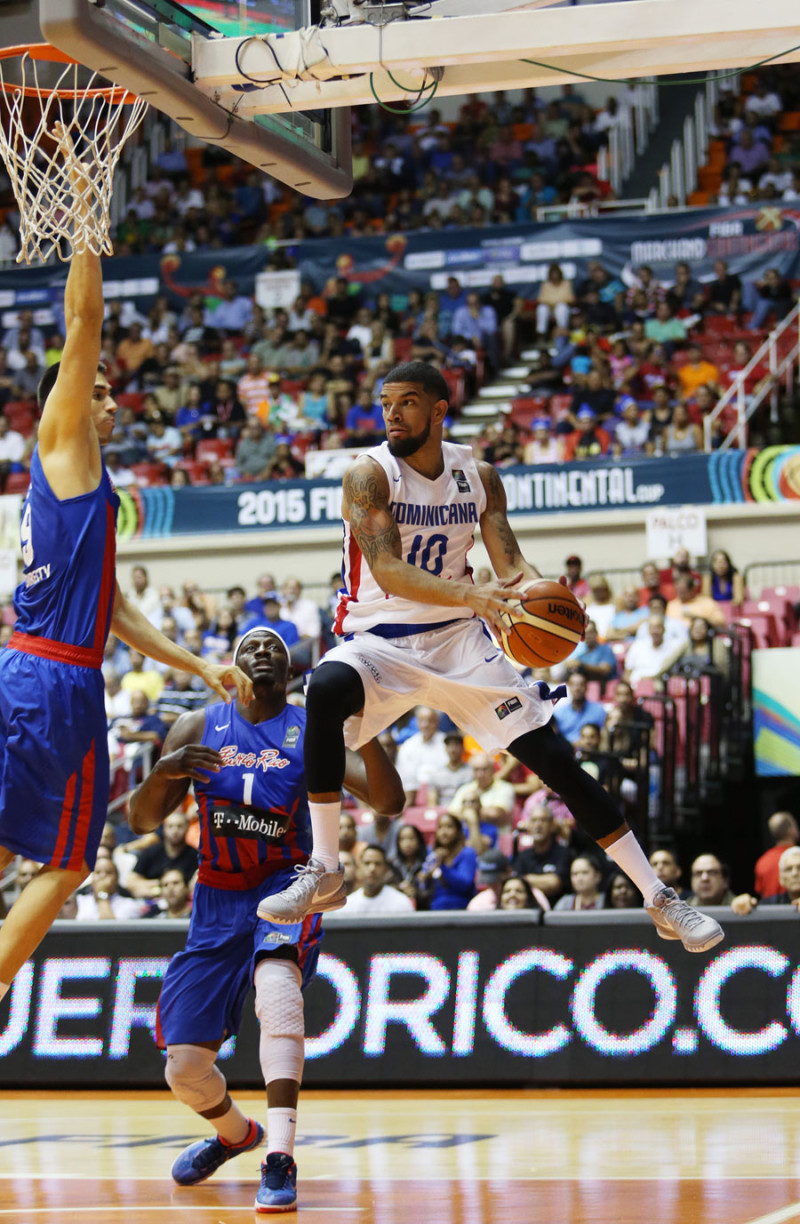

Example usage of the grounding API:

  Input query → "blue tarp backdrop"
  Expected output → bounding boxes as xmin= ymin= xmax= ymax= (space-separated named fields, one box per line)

xmin=2 ymin=206 xmax=799 ymax=315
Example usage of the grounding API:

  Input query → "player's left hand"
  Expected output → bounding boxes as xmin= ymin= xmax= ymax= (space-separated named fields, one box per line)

xmin=200 ymin=662 xmax=254 ymax=705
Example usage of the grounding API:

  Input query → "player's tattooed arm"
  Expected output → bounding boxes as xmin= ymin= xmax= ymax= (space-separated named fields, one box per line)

xmin=477 ymin=461 xmax=541 ymax=583
xmin=342 ymin=458 xmax=403 ymax=572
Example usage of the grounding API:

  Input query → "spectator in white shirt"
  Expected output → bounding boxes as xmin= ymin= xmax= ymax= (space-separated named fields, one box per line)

xmin=0 ymin=415 xmax=25 ymax=472
xmin=624 ymin=616 xmax=687 ymax=688
xmin=634 ymin=594 xmax=688 ymax=646
xmin=584 ymin=574 xmax=617 ymax=640
xmin=280 ymin=576 xmax=322 ymax=642
xmin=346 ymin=307 xmax=375 ymax=356
xmin=744 ymin=81 xmax=782 ymax=119
xmin=339 ymin=844 xmax=415 ymax=915
xmin=395 ymin=707 xmax=448 ymax=805
xmin=449 ymin=753 xmax=517 ymax=836
xmin=104 ymin=669 xmax=133 ymax=720
xmin=127 ymin=565 xmax=161 ymax=622
xmin=418 ymin=730 xmax=473 ymax=806
xmin=75 ymin=857 xmax=147 ymax=920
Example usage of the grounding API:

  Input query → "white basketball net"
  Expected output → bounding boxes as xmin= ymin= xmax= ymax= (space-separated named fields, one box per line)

xmin=0 ymin=53 xmax=148 ymax=265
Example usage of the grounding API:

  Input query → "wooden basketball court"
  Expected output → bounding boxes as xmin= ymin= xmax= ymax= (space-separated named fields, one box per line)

xmin=2 ymin=1088 xmax=799 ymax=1222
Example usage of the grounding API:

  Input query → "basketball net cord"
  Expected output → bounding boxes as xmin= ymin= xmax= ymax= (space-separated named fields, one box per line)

xmin=0 ymin=54 xmax=148 ymax=264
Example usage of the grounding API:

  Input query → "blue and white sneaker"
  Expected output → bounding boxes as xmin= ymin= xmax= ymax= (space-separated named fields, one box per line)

xmin=255 ymin=1152 xmax=298 ymax=1213
xmin=171 ymin=1118 xmax=264 ymax=1186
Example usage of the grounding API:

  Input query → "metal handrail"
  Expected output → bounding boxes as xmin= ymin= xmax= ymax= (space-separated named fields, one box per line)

xmin=703 ymin=302 xmax=800 ymax=451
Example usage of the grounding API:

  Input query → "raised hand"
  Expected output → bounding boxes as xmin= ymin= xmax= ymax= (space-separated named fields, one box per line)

xmin=200 ymin=662 xmax=254 ymax=706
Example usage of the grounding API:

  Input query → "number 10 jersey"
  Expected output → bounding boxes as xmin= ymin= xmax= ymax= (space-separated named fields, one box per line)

xmin=334 ymin=440 xmax=487 ymax=637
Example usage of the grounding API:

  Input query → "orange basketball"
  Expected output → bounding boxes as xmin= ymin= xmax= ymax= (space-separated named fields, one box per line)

xmin=498 ymin=579 xmax=585 ymax=668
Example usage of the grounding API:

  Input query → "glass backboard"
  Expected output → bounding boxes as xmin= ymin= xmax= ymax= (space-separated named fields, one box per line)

xmin=32 ymin=0 xmax=351 ymax=197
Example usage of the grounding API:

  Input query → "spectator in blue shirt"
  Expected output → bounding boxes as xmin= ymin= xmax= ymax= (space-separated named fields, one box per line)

xmin=563 ymin=620 xmax=618 ymax=687
xmin=553 ymin=672 xmax=607 ymax=746
xmin=608 ymin=585 xmax=650 ymax=641
xmin=451 ymin=292 xmax=500 ymax=373
xmin=204 ymin=280 xmax=253 ymax=333
xmin=345 ymin=390 xmax=384 ymax=446
xmin=418 ymin=812 xmax=479 ymax=911
xmin=239 ymin=596 xmax=300 ymax=649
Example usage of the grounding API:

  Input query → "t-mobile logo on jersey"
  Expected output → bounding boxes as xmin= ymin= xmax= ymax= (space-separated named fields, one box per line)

xmin=211 ymin=804 xmax=290 ymax=843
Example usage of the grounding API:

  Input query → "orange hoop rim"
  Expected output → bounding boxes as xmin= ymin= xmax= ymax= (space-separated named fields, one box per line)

xmin=0 ymin=43 xmax=140 ymax=104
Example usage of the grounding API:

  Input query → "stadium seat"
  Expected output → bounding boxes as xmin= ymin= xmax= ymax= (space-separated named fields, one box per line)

xmin=735 ymin=615 xmax=779 ymax=650
xmin=744 ymin=596 xmax=795 ymax=644
xmin=176 ymin=461 xmax=210 ymax=485
xmin=196 ymin=438 xmax=233 ymax=463
xmin=549 ymin=394 xmax=573 ymax=421
xmin=441 ymin=368 xmax=465 ymax=410
xmin=740 ymin=603 xmax=783 ymax=646
xmin=762 ymin=584 xmax=800 ymax=605
xmin=130 ymin=462 xmax=168 ymax=487
xmin=510 ymin=396 xmax=549 ymax=429
xmin=4 ymin=471 xmax=29 ymax=493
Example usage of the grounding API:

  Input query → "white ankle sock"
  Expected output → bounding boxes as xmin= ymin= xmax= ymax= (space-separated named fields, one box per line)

xmin=309 ymin=802 xmax=341 ymax=872
xmin=604 ymin=830 xmax=663 ymax=908
xmin=267 ymin=1106 xmax=297 ymax=1157
xmin=0 ymin=981 xmax=9 ymax=1004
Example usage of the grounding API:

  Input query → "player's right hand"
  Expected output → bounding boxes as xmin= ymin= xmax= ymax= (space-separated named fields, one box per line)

xmin=463 ymin=573 xmax=525 ymax=638
xmin=155 ymin=745 xmax=222 ymax=783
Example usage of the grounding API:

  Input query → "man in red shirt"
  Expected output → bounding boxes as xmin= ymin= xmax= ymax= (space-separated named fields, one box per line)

xmin=755 ymin=811 xmax=799 ymax=898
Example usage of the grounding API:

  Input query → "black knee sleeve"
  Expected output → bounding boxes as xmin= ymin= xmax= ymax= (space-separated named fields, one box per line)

xmin=509 ymin=722 xmax=623 ymax=842
xmin=304 ymin=662 xmax=365 ymax=795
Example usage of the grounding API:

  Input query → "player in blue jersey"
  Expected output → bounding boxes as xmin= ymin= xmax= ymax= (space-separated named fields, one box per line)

xmin=128 ymin=625 xmax=403 ymax=1213
xmin=0 ymin=130 xmax=251 ymax=1006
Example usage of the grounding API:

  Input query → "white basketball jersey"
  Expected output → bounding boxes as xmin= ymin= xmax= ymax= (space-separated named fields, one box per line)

xmin=335 ymin=441 xmax=487 ymax=635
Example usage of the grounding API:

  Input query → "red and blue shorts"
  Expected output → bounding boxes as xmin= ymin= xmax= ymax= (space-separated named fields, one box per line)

xmin=0 ymin=647 xmax=108 ymax=872
xmin=157 ymin=870 xmax=323 ymax=1048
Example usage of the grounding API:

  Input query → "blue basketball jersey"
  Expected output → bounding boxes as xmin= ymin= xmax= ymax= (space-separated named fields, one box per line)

xmin=12 ymin=447 xmax=119 ymax=658
xmin=194 ymin=701 xmax=311 ymax=890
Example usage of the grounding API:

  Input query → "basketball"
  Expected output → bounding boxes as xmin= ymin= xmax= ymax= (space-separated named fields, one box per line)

xmin=498 ymin=579 xmax=585 ymax=668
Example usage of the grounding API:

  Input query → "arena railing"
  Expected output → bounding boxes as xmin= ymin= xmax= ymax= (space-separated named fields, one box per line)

xmin=703 ymin=303 xmax=800 ymax=450
xmin=742 ymin=559 xmax=800 ymax=598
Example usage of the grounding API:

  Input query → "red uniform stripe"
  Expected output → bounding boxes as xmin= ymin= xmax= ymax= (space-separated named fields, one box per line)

xmin=93 ymin=500 xmax=117 ymax=654
xmin=333 ymin=534 xmax=361 ymax=635
xmin=66 ymin=739 xmax=97 ymax=872
xmin=51 ymin=770 xmax=77 ymax=868
xmin=8 ymin=632 xmax=103 ymax=669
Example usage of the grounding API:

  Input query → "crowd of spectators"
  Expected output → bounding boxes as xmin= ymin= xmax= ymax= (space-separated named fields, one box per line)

xmin=0 ymin=75 xmax=794 ymax=492
xmin=711 ymin=71 xmax=800 ymax=209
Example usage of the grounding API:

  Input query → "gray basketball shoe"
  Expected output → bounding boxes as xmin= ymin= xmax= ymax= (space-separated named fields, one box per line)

xmin=646 ymin=886 xmax=724 ymax=953
xmin=257 ymin=857 xmax=346 ymax=924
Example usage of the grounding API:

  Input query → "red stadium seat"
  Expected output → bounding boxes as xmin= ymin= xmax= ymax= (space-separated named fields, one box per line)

xmin=176 ymin=461 xmax=210 ymax=485
xmin=4 ymin=471 xmax=29 ymax=493
xmin=196 ymin=438 xmax=233 ymax=463
xmin=735 ymin=615 xmax=779 ymax=650
xmin=549 ymin=394 xmax=573 ymax=422
xmin=510 ymin=396 xmax=549 ymax=429
xmin=441 ymin=368 xmax=465 ymax=410
xmin=740 ymin=603 xmax=783 ymax=646
xmin=130 ymin=462 xmax=168 ymax=487
xmin=702 ymin=316 xmax=738 ymax=337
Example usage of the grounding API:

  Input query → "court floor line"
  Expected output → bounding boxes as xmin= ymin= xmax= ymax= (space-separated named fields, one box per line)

xmin=2 ymin=1173 xmax=800 ymax=1183
xmin=0 ymin=1208 xmax=363 ymax=1216
xmin=743 ymin=1205 xmax=800 ymax=1224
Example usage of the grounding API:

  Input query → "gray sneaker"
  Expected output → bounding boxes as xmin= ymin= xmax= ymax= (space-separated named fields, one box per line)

xmin=257 ymin=857 xmax=346 ymax=924
xmin=646 ymin=886 xmax=724 ymax=953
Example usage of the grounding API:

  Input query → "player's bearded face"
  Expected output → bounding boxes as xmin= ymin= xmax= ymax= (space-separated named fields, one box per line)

xmin=387 ymin=414 xmax=431 ymax=458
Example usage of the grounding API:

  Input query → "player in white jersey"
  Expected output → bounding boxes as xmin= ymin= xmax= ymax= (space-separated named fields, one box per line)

xmin=258 ymin=362 xmax=723 ymax=955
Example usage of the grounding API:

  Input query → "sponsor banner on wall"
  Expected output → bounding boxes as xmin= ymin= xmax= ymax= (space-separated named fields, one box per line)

xmin=753 ymin=647 xmax=800 ymax=777
xmin=1 ymin=449 xmax=795 ymax=543
xmin=105 ymin=450 xmax=796 ymax=539
xmin=0 ymin=207 xmax=799 ymax=315
xmin=1 ymin=913 xmax=798 ymax=1088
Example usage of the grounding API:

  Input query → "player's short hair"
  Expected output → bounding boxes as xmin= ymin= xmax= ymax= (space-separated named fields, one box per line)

xmin=382 ymin=361 xmax=450 ymax=405
xmin=38 ymin=360 xmax=108 ymax=413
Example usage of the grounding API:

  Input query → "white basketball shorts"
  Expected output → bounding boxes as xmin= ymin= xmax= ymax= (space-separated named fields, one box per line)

xmin=318 ymin=618 xmax=561 ymax=753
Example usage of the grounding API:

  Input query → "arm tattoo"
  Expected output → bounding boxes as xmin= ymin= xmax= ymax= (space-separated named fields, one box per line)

xmin=344 ymin=465 xmax=402 ymax=570
xmin=482 ymin=463 xmax=523 ymax=565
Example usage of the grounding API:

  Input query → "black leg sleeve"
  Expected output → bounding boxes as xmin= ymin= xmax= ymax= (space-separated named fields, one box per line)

xmin=303 ymin=662 xmax=366 ymax=795
xmin=508 ymin=722 xmax=625 ymax=842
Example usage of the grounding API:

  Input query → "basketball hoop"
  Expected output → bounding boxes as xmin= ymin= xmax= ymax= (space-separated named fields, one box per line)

xmin=0 ymin=45 xmax=148 ymax=264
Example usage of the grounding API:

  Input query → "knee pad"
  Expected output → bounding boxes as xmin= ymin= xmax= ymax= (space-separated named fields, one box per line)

xmin=164 ymin=1044 xmax=227 ymax=1113
xmin=254 ymin=957 xmax=305 ymax=1085
xmin=305 ymin=662 xmax=364 ymax=723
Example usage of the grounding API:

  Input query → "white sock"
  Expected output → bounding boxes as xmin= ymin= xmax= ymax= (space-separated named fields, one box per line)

xmin=267 ymin=1106 xmax=297 ymax=1157
xmin=0 ymin=981 xmax=9 ymax=1004
xmin=309 ymin=801 xmax=341 ymax=872
xmin=604 ymin=830 xmax=663 ymax=908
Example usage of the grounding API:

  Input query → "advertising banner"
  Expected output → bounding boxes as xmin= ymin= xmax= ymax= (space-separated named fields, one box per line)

xmin=1 ymin=912 xmax=798 ymax=1088
xmin=98 ymin=448 xmax=798 ymax=540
